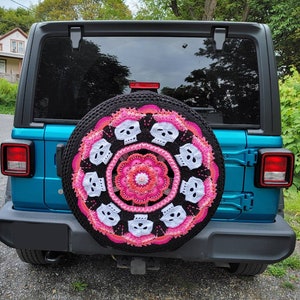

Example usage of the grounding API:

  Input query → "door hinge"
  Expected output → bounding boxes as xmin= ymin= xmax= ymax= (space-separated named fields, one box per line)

xmin=221 ymin=192 xmax=254 ymax=212
xmin=213 ymin=27 xmax=227 ymax=51
xmin=70 ymin=26 xmax=82 ymax=50
xmin=223 ymin=149 xmax=257 ymax=166
xmin=242 ymin=193 xmax=254 ymax=211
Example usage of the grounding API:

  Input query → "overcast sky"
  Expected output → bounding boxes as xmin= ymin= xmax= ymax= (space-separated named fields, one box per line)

xmin=1 ymin=0 xmax=40 ymax=9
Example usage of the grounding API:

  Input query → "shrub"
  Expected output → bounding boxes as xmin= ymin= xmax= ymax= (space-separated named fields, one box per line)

xmin=280 ymin=68 xmax=300 ymax=190
xmin=0 ymin=79 xmax=18 ymax=109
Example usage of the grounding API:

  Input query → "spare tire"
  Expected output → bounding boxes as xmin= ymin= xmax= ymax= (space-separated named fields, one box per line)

xmin=62 ymin=92 xmax=224 ymax=252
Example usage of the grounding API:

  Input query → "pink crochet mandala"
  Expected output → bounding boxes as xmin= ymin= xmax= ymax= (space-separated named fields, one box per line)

xmin=71 ymin=103 xmax=220 ymax=248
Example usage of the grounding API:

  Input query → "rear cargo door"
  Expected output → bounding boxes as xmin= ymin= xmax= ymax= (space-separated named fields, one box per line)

xmin=213 ymin=129 xmax=249 ymax=219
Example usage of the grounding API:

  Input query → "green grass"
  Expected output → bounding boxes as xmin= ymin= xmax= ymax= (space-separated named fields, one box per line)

xmin=284 ymin=188 xmax=300 ymax=239
xmin=266 ymin=187 xmax=300 ymax=285
xmin=267 ymin=254 xmax=300 ymax=277
xmin=72 ymin=281 xmax=88 ymax=292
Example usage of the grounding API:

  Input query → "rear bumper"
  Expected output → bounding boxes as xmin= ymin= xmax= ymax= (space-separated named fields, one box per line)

xmin=0 ymin=201 xmax=296 ymax=263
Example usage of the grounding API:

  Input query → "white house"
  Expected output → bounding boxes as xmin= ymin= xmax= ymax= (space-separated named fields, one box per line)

xmin=0 ymin=28 xmax=28 ymax=83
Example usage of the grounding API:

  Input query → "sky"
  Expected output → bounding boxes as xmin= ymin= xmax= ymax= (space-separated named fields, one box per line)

xmin=1 ymin=0 xmax=40 ymax=9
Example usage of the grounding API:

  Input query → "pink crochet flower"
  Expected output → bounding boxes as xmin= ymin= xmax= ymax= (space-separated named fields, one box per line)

xmin=115 ymin=153 xmax=170 ymax=205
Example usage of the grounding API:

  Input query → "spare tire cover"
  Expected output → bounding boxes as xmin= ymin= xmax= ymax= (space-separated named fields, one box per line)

xmin=62 ymin=92 xmax=224 ymax=252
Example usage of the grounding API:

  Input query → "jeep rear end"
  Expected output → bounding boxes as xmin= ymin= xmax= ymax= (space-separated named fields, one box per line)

xmin=0 ymin=21 xmax=295 ymax=275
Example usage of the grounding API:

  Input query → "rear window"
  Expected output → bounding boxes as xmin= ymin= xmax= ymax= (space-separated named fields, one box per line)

xmin=34 ymin=36 xmax=260 ymax=127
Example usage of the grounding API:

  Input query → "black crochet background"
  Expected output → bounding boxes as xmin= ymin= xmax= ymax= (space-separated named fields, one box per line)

xmin=62 ymin=91 xmax=225 ymax=253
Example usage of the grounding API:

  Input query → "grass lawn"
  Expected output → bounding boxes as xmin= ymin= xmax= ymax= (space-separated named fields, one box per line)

xmin=285 ymin=188 xmax=300 ymax=239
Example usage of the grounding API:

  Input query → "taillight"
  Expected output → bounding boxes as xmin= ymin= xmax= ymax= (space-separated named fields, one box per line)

xmin=256 ymin=149 xmax=294 ymax=188
xmin=130 ymin=82 xmax=160 ymax=92
xmin=1 ymin=141 xmax=34 ymax=177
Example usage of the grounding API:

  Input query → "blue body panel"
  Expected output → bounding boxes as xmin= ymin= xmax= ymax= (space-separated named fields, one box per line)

xmin=10 ymin=126 xmax=283 ymax=222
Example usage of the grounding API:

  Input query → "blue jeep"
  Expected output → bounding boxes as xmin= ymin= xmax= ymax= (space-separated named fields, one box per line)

xmin=0 ymin=21 xmax=295 ymax=275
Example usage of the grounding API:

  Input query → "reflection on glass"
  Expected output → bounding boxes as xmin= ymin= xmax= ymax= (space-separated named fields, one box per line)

xmin=34 ymin=36 xmax=259 ymax=126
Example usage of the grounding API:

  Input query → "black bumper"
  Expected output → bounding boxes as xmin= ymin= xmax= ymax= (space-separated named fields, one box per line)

xmin=0 ymin=201 xmax=296 ymax=263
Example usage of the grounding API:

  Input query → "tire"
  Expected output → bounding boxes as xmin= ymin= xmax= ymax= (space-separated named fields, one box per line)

xmin=16 ymin=249 xmax=48 ymax=265
xmin=62 ymin=91 xmax=224 ymax=252
xmin=16 ymin=249 xmax=65 ymax=265
xmin=228 ymin=263 xmax=268 ymax=276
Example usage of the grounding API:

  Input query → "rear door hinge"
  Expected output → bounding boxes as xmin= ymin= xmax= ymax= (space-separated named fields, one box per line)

xmin=223 ymin=149 xmax=257 ymax=166
xmin=70 ymin=26 xmax=82 ymax=50
xmin=242 ymin=193 xmax=254 ymax=211
xmin=213 ymin=27 xmax=227 ymax=51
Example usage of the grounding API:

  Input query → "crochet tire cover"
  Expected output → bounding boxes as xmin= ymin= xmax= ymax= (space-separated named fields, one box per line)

xmin=62 ymin=92 xmax=224 ymax=252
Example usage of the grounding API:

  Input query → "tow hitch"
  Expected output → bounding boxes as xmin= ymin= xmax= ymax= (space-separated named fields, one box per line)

xmin=114 ymin=256 xmax=160 ymax=275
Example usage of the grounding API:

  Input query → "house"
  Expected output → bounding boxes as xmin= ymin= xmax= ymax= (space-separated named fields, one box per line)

xmin=0 ymin=28 xmax=28 ymax=83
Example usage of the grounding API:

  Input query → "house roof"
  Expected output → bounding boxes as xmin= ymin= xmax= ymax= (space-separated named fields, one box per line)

xmin=0 ymin=28 xmax=28 ymax=41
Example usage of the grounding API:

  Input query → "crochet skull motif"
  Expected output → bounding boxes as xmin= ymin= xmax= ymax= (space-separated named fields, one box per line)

xmin=150 ymin=122 xmax=179 ymax=146
xmin=82 ymin=172 xmax=106 ymax=197
xmin=180 ymin=176 xmax=205 ymax=203
xmin=175 ymin=143 xmax=202 ymax=170
xmin=115 ymin=120 xmax=141 ymax=144
xmin=96 ymin=202 xmax=121 ymax=227
xmin=128 ymin=214 xmax=154 ymax=237
xmin=160 ymin=203 xmax=187 ymax=228
xmin=89 ymin=138 xmax=112 ymax=165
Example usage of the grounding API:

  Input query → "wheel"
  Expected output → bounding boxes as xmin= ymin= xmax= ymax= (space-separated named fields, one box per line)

xmin=62 ymin=91 xmax=224 ymax=252
xmin=16 ymin=249 xmax=65 ymax=265
xmin=228 ymin=263 xmax=268 ymax=276
xmin=16 ymin=249 xmax=48 ymax=265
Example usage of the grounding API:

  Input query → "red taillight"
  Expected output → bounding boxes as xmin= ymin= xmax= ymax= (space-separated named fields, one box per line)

xmin=1 ymin=141 xmax=34 ymax=177
xmin=256 ymin=149 xmax=294 ymax=187
xmin=130 ymin=82 xmax=160 ymax=90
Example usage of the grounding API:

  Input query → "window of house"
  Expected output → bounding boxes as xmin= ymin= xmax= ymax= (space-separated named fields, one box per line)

xmin=10 ymin=40 xmax=25 ymax=53
xmin=0 ymin=59 xmax=6 ymax=73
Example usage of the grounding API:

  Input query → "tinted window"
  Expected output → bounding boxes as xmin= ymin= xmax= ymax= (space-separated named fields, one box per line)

xmin=34 ymin=36 xmax=259 ymax=126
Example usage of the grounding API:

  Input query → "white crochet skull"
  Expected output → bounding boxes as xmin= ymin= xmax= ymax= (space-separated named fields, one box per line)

xmin=180 ymin=176 xmax=205 ymax=203
xmin=150 ymin=122 xmax=179 ymax=146
xmin=83 ymin=172 xmax=106 ymax=197
xmin=96 ymin=202 xmax=121 ymax=227
xmin=128 ymin=214 xmax=153 ymax=237
xmin=114 ymin=120 xmax=141 ymax=144
xmin=160 ymin=204 xmax=186 ymax=228
xmin=89 ymin=138 xmax=112 ymax=165
xmin=175 ymin=143 xmax=202 ymax=170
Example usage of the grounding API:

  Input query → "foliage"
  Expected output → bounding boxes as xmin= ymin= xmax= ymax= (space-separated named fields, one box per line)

xmin=34 ymin=0 xmax=132 ymax=21
xmin=0 ymin=7 xmax=36 ymax=34
xmin=280 ymin=68 xmax=300 ymax=190
xmin=284 ymin=189 xmax=300 ymax=239
xmin=134 ymin=0 xmax=300 ymax=75
xmin=0 ymin=79 xmax=17 ymax=111
xmin=268 ymin=1 xmax=300 ymax=75
xmin=267 ymin=254 xmax=300 ymax=277
xmin=72 ymin=281 xmax=88 ymax=291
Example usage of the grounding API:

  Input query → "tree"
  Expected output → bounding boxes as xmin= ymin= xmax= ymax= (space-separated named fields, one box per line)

xmin=268 ymin=1 xmax=300 ymax=75
xmin=34 ymin=0 xmax=132 ymax=21
xmin=280 ymin=68 xmax=300 ymax=190
xmin=135 ymin=0 xmax=300 ymax=74
xmin=0 ymin=7 xmax=36 ymax=34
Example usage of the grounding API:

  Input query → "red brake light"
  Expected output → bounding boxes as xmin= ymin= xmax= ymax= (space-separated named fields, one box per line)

xmin=1 ymin=142 xmax=34 ymax=177
xmin=130 ymin=82 xmax=160 ymax=90
xmin=257 ymin=150 xmax=294 ymax=187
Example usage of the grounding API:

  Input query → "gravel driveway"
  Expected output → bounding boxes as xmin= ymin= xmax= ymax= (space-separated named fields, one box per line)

xmin=0 ymin=114 xmax=299 ymax=300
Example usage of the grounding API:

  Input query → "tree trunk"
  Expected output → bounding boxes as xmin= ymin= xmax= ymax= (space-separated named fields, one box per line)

xmin=170 ymin=0 xmax=181 ymax=17
xmin=241 ymin=2 xmax=250 ymax=21
xmin=202 ymin=0 xmax=217 ymax=20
